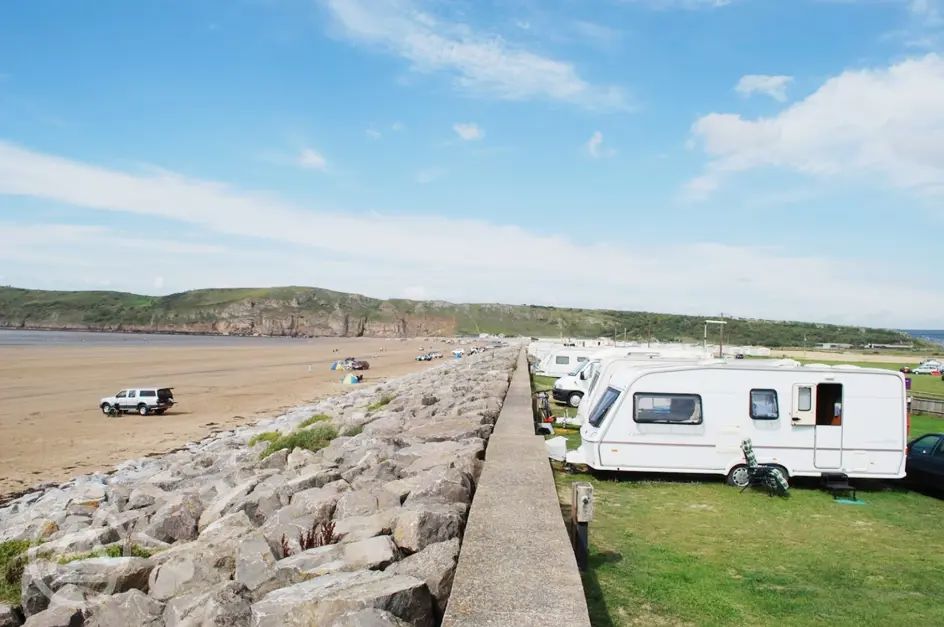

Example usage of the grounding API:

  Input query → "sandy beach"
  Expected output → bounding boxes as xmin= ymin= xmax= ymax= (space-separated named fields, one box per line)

xmin=0 ymin=334 xmax=453 ymax=498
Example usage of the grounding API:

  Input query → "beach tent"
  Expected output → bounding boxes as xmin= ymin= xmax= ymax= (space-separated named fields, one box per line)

xmin=330 ymin=361 xmax=340 ymax=371
xmin=341 ymin=373 xmax=360 ymax=385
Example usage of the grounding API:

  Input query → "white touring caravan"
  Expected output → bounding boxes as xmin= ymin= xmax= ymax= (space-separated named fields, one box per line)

xmin=533 ymin=348 xmax=598 ymax=378
xmin=564 ymin=362 xmax=907 ymax=485
xmin=552 ymin=348 xmax=708 ymax=408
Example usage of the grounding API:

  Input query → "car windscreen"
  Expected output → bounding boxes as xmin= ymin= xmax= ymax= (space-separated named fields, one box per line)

xmin=588 ymin=386 xmax=621 ymax=428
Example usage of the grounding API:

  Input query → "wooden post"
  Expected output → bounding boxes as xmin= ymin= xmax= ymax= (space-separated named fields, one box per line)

xmin=571 ymin=482 xmax=594 ymax=571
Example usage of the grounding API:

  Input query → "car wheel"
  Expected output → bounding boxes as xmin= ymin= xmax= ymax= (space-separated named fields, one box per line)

xmin=726 ymin=465 xmax=750 ymax=487
xmin=138 ymin=404 xmax=149 ymax=416
xmin=568 ymin=392 xmax=583 ymax=408
xmin=101 ymin=403 xmax=112 ymax=415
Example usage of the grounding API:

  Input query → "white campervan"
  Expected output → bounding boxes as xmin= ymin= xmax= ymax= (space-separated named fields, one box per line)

xmin=565 ymin=362 xmax=907 ymax=485
xmin=533 ymin=348 xmax=598 ymax=378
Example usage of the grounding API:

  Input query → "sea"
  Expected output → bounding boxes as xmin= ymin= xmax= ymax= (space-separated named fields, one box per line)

xmin=904 ymin=330 xmax=944 ymax=348
xmin=0 ymin=329 xmax=313 ymax=347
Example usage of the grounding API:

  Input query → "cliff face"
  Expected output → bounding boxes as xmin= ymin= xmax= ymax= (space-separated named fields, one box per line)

xmin=0 ymin=289 xmax=459 ymax=338
xmin=0 ymin=285 xmax=918 ymax=347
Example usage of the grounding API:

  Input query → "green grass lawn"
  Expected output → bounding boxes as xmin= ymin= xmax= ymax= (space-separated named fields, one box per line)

xmin=910 ymin=413 xmax=944 ymax=439
xmin=538 ymin=363 xmax=944 ymax=626
xmin=555 ymin=469 xmax=944 ymax=627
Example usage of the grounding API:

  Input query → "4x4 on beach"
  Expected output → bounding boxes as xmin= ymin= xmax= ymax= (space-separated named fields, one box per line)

xmin=100 ymin=387 xmax=175 ymax=416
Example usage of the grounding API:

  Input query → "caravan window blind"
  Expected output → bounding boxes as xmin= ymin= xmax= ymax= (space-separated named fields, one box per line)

xmin=633 ymin=393 xmax=703 ymax=425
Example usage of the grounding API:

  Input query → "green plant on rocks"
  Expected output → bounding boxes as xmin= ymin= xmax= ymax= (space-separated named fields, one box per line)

xmin=367 ymin=395 xmax=394 ymax=412
xmin=341 ymin=424 xmax=364 ymax=437
xmin=0 ymin=539 xmax=30 ymax=605
xmin=298 ymin=414 xmax=331 ymax=428
xmin=257 ymin=424 xmax=339 ymax=459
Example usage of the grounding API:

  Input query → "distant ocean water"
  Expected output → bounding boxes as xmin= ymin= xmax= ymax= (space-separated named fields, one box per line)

xmin=905 ymin=330 xmax=944 ymax=347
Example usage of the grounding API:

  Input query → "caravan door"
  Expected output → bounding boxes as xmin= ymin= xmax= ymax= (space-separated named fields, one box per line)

xmin=813 ymin=383 xmax=843 ymax=469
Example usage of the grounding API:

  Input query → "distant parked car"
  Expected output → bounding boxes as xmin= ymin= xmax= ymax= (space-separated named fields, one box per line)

xmin=913 ymin=365 xmax=942 ymax=375
xmin=416 ymin=353 xmax=432 ymax=361
xmin=100 ymin=387 xmax=174 ymax=416
xmin=906 ymin=433 xmax=944 ymax=490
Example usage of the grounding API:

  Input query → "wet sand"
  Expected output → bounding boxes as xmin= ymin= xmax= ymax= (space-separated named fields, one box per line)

xmin=0 ymin=336 xmax=451 ymax=497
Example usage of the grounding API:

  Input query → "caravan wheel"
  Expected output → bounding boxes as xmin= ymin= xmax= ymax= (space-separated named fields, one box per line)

xmin=726 ymin=465 xmax=750 ymax=488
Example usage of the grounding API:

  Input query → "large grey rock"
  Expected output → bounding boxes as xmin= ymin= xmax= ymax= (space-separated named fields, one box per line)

xmin=198 ymin=478 xmax=261 ymax=531
xmin=21 ymin=604 xmax=83 ymax=627
xmin=392 ymin=504 xmax=465 ymax=554
xmin=235 ymin=532 xmax=277 ymax=592
xmin=147 ymin=545 xmax=235 ymax=601
xmin=333 ymin=488 xmax=400 ymax=520
xmin=84 ymin=589 xmax=163 ymax=626
xmin=385 ymin=539 xmax=459 ymax=617
xmin=28 ymin=528 xmax=120 ymax=559
xmin=126 ymin=485 xmax=168 ymax=510
xmin=256 ymin=448 xmax=288 ymax=470
xmin=145 ymin=493 xmax=203 ymax=543
xmin=163 ymin=581 xmax=252 ymax=627
xmin=333 ymin=510 xmax=399 ymax=544
xmin=21 ymin=557 xmax=153 ymax=617
xmin=275 ymin=535 xmax=399 ymax=581
xmin=388 ymin=468 xmax=472 ymax=506
xmin=332 ymin=608 xmax=409 ymax=626
xmin=249 ymin=571 xmax=432 ymax=627
xmin=276 ymin=469 xmax=342 ymax=502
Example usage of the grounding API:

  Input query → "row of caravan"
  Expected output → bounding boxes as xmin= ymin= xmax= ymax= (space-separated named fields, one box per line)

xmin=547 ymin=352 xmax=908 ymax=486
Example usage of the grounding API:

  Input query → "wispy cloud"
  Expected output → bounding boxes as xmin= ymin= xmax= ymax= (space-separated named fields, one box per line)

xmin=687 ymin=54 xmax=944 ymax=199
xmin=1 ymin=140 xmax=942 ymax=326
xmin=296 ymin=147 xmax=327 ymax=171
xmin=453 ymin=122 xmax=483 ymax=141
xmin=585 ymin=131 xmax=616 ymax=158
xmin=735 ymin=74 xmax=793 ymax=101
xmin=322 ymin=0 xmax=627 ymax=109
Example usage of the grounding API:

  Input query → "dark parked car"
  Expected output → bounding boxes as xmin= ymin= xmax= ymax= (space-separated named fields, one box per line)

xmin=906 ymin=432 xmax=944 ymax=489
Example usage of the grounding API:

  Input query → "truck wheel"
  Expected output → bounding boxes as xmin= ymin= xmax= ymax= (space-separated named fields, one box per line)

xmin=726 ymin=465 xmax=750 ymax=488
xmin=568 ymin=392 xmax=583 ymax=408
xmin=138 ymin=404 xmax=149 ymax=416
xmin=101 ymin=403 xmax=112 ymax=415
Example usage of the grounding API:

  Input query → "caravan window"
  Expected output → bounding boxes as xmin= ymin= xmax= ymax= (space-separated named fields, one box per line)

xmin=798 ymin=387 xmax=812 ymax=412
xmin=555 ymin=356 xmax=570 ymax=365
xmin=750 ymin=389 xmax=779 ymax=420
xmin=576 ymin=356 xmax=589 ymax=363
xmin=634 ymin=393 xmax=703 ymax=424
xmin=588 ymin=387 xmax=621 ymax=428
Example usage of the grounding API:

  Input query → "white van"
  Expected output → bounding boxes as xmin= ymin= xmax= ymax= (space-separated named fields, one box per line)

xmin=565 ymin=362 xmax=907 ymax=485
xmin=533 ymin=348 xmax=597 ymax=378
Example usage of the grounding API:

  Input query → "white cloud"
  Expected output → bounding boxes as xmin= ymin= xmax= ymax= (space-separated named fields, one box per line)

xmin=585 ymin=131 xmax=615 ymax=158
xmin=297 ymin=147 xmax=327 ymax=171
xmin=322 ymin=0 xmax=627 ymax=109
xmin=0 ymin=140 xmax=942 ymax=326
xmin=453 ymin=122 xmax=483 ymax=141
xmin=735 ymin=74 xmax=793 ymax=101
xmin=365 ymin=128 xmax=382 ymax=140
xmin=688 ymin=54 xmax=944 ymax=198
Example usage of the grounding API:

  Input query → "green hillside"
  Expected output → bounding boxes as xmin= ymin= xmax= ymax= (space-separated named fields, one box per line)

xmin=0 ymin=285 xmax=928 ymax=349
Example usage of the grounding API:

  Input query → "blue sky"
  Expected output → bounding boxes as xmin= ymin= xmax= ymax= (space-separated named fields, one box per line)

xmin=1 ymin=0 xmax=942 ymax=327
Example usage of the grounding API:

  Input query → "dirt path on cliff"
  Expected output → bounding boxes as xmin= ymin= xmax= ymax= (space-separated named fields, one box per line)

xmin=0 ymin=336 xmax=456 ymax=498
